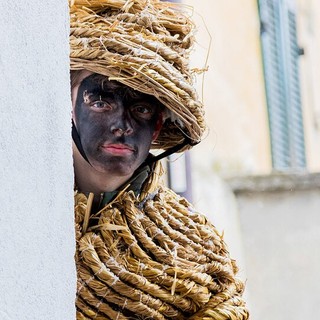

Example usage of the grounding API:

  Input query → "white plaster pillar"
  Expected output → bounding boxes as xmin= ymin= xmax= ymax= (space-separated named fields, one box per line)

xmin=0 ymin=1 xmax=76 ymax=319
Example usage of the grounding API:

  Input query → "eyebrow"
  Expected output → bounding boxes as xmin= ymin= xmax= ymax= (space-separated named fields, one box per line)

xmin=84 ymin=75 xmax=163 ymax=107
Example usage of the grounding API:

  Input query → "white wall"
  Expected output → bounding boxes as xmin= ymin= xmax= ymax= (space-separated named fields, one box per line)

xmin=0 ymin=1 xmax=76 ymax=319
xmin=230 ymin=174 xmax=320 ymax=320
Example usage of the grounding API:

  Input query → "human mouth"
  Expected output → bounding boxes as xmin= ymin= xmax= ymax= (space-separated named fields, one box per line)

xmin=100 ymin=143 xmax=135 ymax=156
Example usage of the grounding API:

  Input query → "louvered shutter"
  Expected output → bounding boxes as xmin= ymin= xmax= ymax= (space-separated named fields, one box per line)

xmin=258 ymin=0 xmax=306 ymax=170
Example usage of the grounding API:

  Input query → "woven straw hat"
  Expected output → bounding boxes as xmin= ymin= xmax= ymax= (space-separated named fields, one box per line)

xmin=70 ymin=0 xmax=206 ymax=150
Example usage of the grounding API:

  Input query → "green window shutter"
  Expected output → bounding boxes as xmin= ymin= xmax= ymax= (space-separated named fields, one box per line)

xmin=258 ymin=0 xmax=306 ymax=170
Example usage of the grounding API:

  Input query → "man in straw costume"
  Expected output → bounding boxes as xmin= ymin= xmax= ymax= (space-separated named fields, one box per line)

xmin=70 ymin=0 xmax=249 ymax=319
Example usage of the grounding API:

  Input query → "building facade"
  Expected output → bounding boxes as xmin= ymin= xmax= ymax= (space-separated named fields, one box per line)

xmin=180 ymin=1 xmax=320 ymax=319
xmin=182 ymin=0 xmax=320 ymax=176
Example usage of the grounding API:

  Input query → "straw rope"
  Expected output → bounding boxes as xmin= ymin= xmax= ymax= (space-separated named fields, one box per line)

xmin=75 ymin=161 xmax=249 ymax=319
xmin=70 ymin=0 xmax=206 ymax=150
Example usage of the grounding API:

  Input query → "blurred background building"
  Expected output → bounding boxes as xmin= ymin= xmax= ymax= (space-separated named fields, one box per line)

xmin=166 ymin=0 xmax=320 ymax=319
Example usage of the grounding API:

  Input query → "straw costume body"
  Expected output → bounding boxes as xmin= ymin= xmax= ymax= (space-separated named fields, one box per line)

xmin=71 ymin=0 xmax=249 ymax=319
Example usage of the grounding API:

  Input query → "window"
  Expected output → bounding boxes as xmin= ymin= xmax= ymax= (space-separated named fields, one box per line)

xmin=258 ymin=0 xmax=306 ymax=170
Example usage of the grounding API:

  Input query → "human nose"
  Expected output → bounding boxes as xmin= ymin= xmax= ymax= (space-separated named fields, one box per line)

xmin=110 ymin=107 xmax=133 ymax=137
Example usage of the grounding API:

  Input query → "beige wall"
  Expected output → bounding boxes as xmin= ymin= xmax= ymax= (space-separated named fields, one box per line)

xmin=184 ymin=0 xmax=320 ymax=175
xmin=297 ymin=0 xmax=320 ymax=171
xmin=184 ymin=0 xmax=271 ymax=177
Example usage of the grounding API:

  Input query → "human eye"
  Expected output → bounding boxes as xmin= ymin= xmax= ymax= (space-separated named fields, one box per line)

xmin=131 ymin=104 xmax=155 ymax=120
xmin=90 ymin=100 xmax=112 ymax=111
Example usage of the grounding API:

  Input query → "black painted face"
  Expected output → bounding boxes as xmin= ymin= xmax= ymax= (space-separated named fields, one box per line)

xmin=73 ymin=74 xmax=162 ymax=176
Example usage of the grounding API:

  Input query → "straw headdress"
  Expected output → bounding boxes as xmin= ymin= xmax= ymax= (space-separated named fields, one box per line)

xmin=70 ymin=0 xmax=206 ymax=150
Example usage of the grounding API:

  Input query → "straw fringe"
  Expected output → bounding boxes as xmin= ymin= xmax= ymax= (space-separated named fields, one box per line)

xmin=75 ymin=162 xmax=249 ymax=319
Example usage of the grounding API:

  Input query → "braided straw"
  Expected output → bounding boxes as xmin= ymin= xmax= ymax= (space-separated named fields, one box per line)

xmin=70 ymin=0 xmax=206 ymax=150
xmin=75 ymin=161 xmax=249 ymax=319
